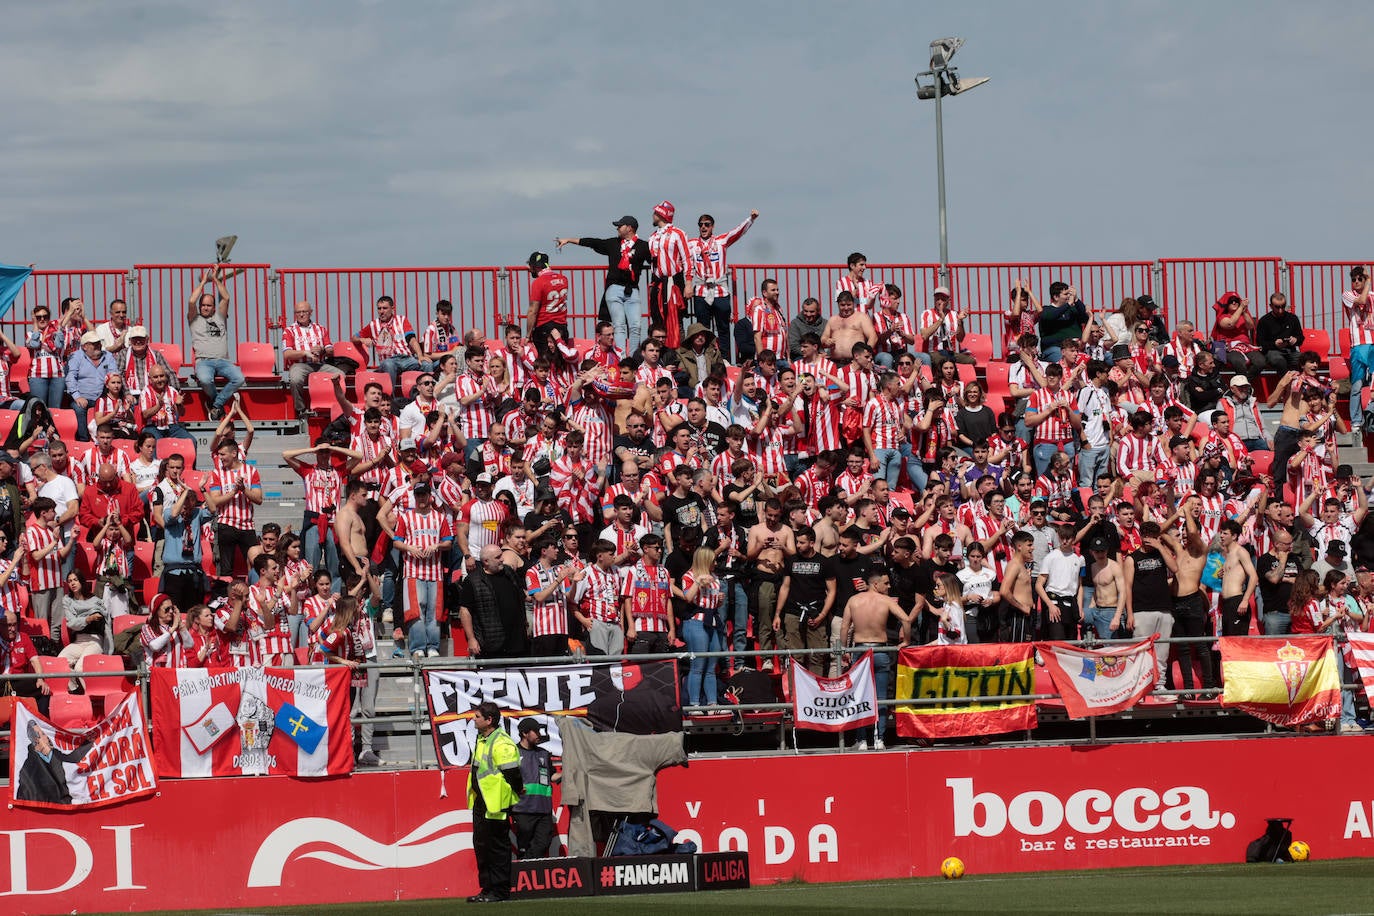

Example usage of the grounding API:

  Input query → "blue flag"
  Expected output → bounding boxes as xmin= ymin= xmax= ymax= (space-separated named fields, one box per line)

xmin=274 ymin=702 xmax=325 ymax=754
xmin=0 ymin=264 xmax=33 ymax=320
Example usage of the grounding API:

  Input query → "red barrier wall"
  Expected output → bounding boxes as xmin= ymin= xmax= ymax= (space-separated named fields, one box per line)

xmin=5 ymin=737 xmax=1374 ymax=913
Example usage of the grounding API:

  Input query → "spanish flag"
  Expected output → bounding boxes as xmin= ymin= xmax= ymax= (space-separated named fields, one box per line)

xmin=895 ymin=644 xmax=1037 ymax=739
xmin=1220 ymin=636 xmax=1341 ymax=727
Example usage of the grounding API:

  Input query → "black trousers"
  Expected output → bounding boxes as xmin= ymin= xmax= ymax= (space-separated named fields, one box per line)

xmin=215 ymin=524 xmax=259 ymax=577
xmin=160 ymin=569 xmax=205 ymax=612
xmin=631 ymin=631 xmax=672 ymax=654
xmin=472 ymin=796 xmax=512 ymax=898
xmin=1271 ymin=424 xmax=1301 ymax=490
xmin=1172 ymin=592 xmax=1215 ymax=690
xmin=513 ymin=811 xmax=556 ymax=859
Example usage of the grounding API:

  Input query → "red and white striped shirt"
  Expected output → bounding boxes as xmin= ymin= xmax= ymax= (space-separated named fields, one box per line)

xmin=455 ymin=371 xmax=497 ymax=440
xmin=77 ymin=445 xmax=131 ymax=483
xmin=525 ymin=562 xmax=569 ymax=637
xmin=918 ymin=308 xmax=961 ymax=353
xmin=649 ymin=224 xmax=690 ymax=278
xmin=682 ymin=570 xmax=724 ymax=619
xmin=459 ymin=498 xmax=509 ymax=559
xmin=599 ymin=522 xmax=650 ymax=564
xmin=29 ymin=323 xmax=83 ymax=378
xmin=1343 ymin=289 xmax=1374 ymax=347
xmin=873 ymin=307 xmax=914 ymax=354
xmin=862 ymin=395 xmax=903 ymax=450
xmin=621 ymin=561 xmax=672 ymax=632
xmin=421 ymin=322 xmax=460 ymax=359
xmin=839 ymin=364 xmax=877 ymax=411
xmin=281 ymin=321 xmax=332 ymax=366
xmin=1116 ymin=432 xmax=1156 ymax=478
xmin=121 ymin=348 xmax=166 ymax=397
xmin=1196 ymin=493 xmax=1225 ymax=544
xmin=139 ymin=386 xmax=180 ymax=429
xmin=359 ymin=314 xmax=415 ymax=361
xmin=208 ymin=463 xmax=261 ymax=530
xmin=249 ymin=585 xmax=293 ymax=667
xmin=395 ymin=507 xmax=453 ymax=581
xmin=1162 ymin=336 xmax=1200 ymax=377
xmin=550 ymin=454 xmax=600 ymax=524
xmin=687 ymin=216 xmax=754 ymax=293
xmin=636 ymin=362 xmax=674 ymax=391
xmin=569 ymin=398 xmax=615 ymax=469
xmin=795 ymin=466 xmax=833 ymax=516
xmin=140 ymin=624 xmax=185 ymax=668
xmin=578 ymin=564 xmax=623 ymax=624
xmin=835 ymin=468 xmax=873 ymax=499
xmin=748 ymin=298 xmax=787 ymax=356
xmin=349 ymin=430 xmax=391 ymax=487
xmin=297 ymin=460 xmax=344 ymax=515
xmin=834 ymin=276 xmax=884 ymax=313
xmin=94 ymin=394 xmax=137 ymax=429
xmin=809 ymin=385 xmax=846 ymax=455
xmin=1028 ymin=388 xmax=1074 ymax=444
xmin=215 ymin=602 xmax=264 ymax=668
xmin=22 ymin=523 xmax=62 ymax=592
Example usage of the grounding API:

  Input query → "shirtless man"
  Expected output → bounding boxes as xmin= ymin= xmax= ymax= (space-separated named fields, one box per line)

xmin=334 ymin=479 xmax=371 ymax=586
xmin=840 ymin=569 xmax=911 ymax=750
xmin=613 ymin=362 xmax=655 ymax=431
xmin=999 ymin=531 xmax=1037 ymax=642
xmin=1218 ymin=519 xmax=1257 ymax=636
xmin=1170 ymin=499 xmax=1213 ymax=692
xmin=1266 ymin=363 xmax=1322 ymax=491
xmin=1084 ymin=537 xmax=1124 ymax=639
xmin=822 ymin=290 xmax=877 ymax=362
xmin=812 ymin=495 xmax=847 ymax=556
xmin=747 ymin=497 xmax=796 ymax=670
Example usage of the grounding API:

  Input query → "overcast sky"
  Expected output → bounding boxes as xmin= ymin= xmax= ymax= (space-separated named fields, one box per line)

xmin=3 ymin=1 xmax=1372 ymax=272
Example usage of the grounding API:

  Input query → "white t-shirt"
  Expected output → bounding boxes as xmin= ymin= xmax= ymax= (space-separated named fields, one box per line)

xmin=130 ymin=456 xmax=162 ymax=495
xmin=1041 ymin=548 xmax=1084 ymax=598
xmin=957 ymin=565 xmax=998 ymax=619
xmin=936 ymin=601 xmax=968 ymax=645
xmin=1076 ymin=384 xmax=1111 ymax=450
xmin=493 ymin=475 xmax=535 ymax=517
xmin=39 ymin=474 xmax=80 ymax=538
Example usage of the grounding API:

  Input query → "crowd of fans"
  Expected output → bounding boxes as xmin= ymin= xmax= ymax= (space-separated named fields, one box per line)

xmin=4 ymin=214 xmax=1374 ymax=750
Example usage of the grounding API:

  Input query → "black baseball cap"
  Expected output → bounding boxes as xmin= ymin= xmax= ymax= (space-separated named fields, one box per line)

xmin=612 ymin=215 xmax=639 ymax=230
xmin=518 ymin=717 xmax=546 ymax=740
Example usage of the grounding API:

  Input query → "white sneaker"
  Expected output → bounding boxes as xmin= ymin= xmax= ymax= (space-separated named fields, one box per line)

xmin=853 ymin=740 xmax=869 ymax=751
xmin=874 ymin=737 xmax=886 ymax=751
xmin=426 ymin=648 xmax=440 ymax=658
xmin=411 ymin=650 xmax=425 ymax=660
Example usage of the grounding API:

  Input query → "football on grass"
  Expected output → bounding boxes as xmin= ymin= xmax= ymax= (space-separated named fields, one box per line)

xmin=1288 ymin=840 xmax=1310 ymax=861
xmin=941 ymin=856 xmax=965 ymax=879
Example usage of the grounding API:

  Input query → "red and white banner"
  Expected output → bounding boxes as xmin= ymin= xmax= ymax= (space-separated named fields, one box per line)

xmin=790 ymin=651 xmax=877 ymax=732
xmin=9 ymin=694 xmax=156 ymax=811
xmin=1346 ymin=632 xmax=1374 ymax=705
xmin=1038 ymin=637 xmax=1159 ymax=719
xmin=6 ymin=738 xmax=1374 ymax=913
xmin=150 ymin=666 xmax=353 ymax=778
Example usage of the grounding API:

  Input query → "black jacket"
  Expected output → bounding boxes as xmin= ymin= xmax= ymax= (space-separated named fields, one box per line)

xmin=1184 ymin=368 xmax=1225 ymax=414
xmin=575 ymin=236 xmax=652 ymax=290
xmin=1256 ymin=311 xmax=1304 ymax=352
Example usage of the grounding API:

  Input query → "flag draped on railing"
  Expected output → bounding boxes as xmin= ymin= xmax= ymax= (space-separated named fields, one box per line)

xmin=895 ymin=643 xmax=1037 ymax=739
xmin=789 ymin=651 xmax=878 ymax=733
xmin=1038 ymin=637 xmax=1159 ymax=719
xmin=1219 ymin=637 xmax=1341 ymax=727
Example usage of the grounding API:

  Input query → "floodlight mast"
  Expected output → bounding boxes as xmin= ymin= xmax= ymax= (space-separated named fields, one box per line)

xmin=914 ymin=38 xmax=987 ymax=286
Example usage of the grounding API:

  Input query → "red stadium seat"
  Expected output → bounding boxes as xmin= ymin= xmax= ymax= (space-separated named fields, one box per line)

xmin=332 ymin=340 xmax=369 ymax=369
xmin=0 ymin=695 xmax=38 ymax=728
xmin=293 ymin=647 xmax=313 ymax=666
xmin=1340 ymin=328 xmax=1352 ymax=355
xmin=49 ymin=693 xmax=95 ymax=731
xmin=113 ymin=614 xmax=148 ymax=635
xmin=1302 ymin=329 xmax=1330 ymax=365
xmin=151 ymin=342 xmax=184 ymax=375
xmin=355 ymin=370 xmax=392 ymax=401
xmin=0 ymin=409 xmax=18 ymax=443
xmin=18 ymin=616 xmax=44 ymax=638
xmin=1330 ymin=359 xmax=1350 ymax=382
xmin=963 ymin=333 xmax=994 ymax=364
xmin=79 ymin=654 xmax=135 ymax=701
xmin=155 ymin=437 xmax=195 ymax=469
xmin=141 ymin=577 xmax=160 ymax=610
xmin=33 ymin=656 xmax=74 ymax=695
xmin=50 ymin=408 xmax=78 ymax=443
xmin=75 ymin=542 xmax=97 ymax=579
xmin=400 ymin=370 xmax=423 ymax=400
xmin=182 ymin=468 xmax=206 ymax=493
xmin=956 ymin=362 xmax=976 ymax=385
xmin=10 ymin=348 xmax=30 ymax=392
xmin=134 ymin=540 xmax=155 ymax=582
xmin=238 ymin=342 xmax=279 ymax=381
xmin=308 ymin=373 xmax=344 ymax=419
xmin=1248 ymin=452 xmax=1273 ymax=477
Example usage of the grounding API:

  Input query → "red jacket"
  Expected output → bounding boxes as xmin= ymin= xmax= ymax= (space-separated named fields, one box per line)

xmin=78 ymin=478 xmax=143 ymax=537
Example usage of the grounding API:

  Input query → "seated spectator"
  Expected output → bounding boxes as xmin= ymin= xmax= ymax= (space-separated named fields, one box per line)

xmin=677 ymin=323 xmax=723 ymax=397
xmin=1 ymin=609 xmax=48 ymax=713
xmin=66 ymin=330 xmax=119 ymax=441
xmin=187 ymin=268 xmax=244 ymax=421
xmin=1133 ymin=294 xmax=1169 ymax=345
xmin=354 ymin=294 xmax=423 ymax=386
xmin=58 ymin=572 xmax=111 ymax=689
xmin=139 ymin=364 xmax=197 ymax=449
xmin=1255 ymin=292 xmax=1305 ymax=373
xmin=1099 ymin=297 xmax=1140 ymax=354
xmin=281 ymin=300 xmax=346 ymax=416
xmin=92 ymin=372 xmax=138 ymax=439
xmin=1183 ymin=349 xmax=1225 ymax=415
xmin=1210 ymin=291 xmax=1266 ymax=380
xmin=95 ymin=298 xmax=133 ymax=358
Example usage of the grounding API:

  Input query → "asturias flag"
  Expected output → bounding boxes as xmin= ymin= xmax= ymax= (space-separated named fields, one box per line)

xmin=1220 ymin=636 xmax=1341 ymax=727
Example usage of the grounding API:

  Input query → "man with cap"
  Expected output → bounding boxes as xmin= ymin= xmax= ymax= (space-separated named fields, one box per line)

xmin=64 ymin=329 xmax=119 ymax=441
xmin=1343 ymin=265 xmax=1374 ymax=434
xmin=685 ymin=209 xmax=758 ymax=363
xmin=121 ymin=325 xmax=173 ymax=401
xmin=647 ymin=201 xmax=691 ymax=346
xmin=1313 ymin=539 xmax=1353 ymax=582
xmin=556 ymin=217 xmax=652 ymax=355
xmin=1220 ymin=376 xmax=1270 ymax=453
xmin=511 ymin=717 xmax=559 ymax=860
xmin=525 ymin=253 xmax=571 ymax=358
xmin=1038 ymin=282 xmax=1089 ymax=363
xmin=457 ymin=473 xmax=510 ymax=573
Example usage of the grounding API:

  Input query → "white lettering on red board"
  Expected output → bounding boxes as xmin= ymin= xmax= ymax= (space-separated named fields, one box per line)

xmin=0 ymin=825 xmax=144 ymax=896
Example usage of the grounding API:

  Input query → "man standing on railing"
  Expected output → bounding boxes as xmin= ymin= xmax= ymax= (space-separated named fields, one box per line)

xmin=556 ymin=217 xmax=652 ymax=357
xmin=525 ymin=253 xmax=570 ymax=358
xmin=686 ymin=210 xmax=758 ymax=363
xmin=187 ymin=268 xmax=245 ymax=422
xmin=353 ymin=295 xmax=423 ymax=388
xmin=1343 ymin=266 xmax=1374 ymax=435
xmin=648 ymin=202 xmax=690 ymax=347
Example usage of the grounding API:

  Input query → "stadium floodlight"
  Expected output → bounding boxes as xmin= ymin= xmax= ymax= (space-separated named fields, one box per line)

xmin=215 ymin=235 xmax=238 ymax=264
xmin=914 ymin=37 xmax=988 ymax=284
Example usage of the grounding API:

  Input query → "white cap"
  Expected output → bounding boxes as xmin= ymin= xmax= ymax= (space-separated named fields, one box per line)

xmin=127 ymin=325 xmax=148 ymax=339
xmin=933 ymin=286 xmax=952 ymax=297
xmin=80 ymin=330 xmax=102 ymax=345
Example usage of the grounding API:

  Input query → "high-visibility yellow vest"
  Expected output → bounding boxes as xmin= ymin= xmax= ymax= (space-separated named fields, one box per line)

xmin=467 ymin=728 xmax=520 ymax=819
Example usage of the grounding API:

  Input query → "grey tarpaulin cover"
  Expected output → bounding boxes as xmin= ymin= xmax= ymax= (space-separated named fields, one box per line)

xmin=557 ymin=717 xmax=687 ymax=856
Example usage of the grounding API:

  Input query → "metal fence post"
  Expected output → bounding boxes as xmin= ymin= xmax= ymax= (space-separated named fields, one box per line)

xmin=1278 ymin=260 xmax=1290 ymax=308
xmin=127 ymin=267 xmax=141 ymax=325
xmin=268 ymin=269 xmax=281 ymax=373
xmin=1151 ymin=260 xmax=1163 ymax=322
xmin=496 ymin=267 xmax=510 ymax=329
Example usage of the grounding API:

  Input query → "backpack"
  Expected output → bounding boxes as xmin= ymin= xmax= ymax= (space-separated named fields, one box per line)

xmin=1245 ymin=817 xmax=1293 ymax=863
xmin=609 ymin=817 xmax=696 ymax=857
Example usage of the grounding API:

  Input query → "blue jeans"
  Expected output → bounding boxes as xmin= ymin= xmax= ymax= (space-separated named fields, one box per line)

xmin=407 ymin=579 xmax=439 ymax=655
xmin=1351 ymin=344 xmax=1374 ymax=428
xmin=464 ymin=436 xmax=485 ymax=462
xmin=863 ymin=646 xmax=894 ymax=743
xmin=1242 ymin=437 xmax=1270 ymax=453
xmin=72 ymin=401 xmax=93 ymax=441
xmin=1077 ymin=445 xmax=1109 ymax=488
xmin=380 ymin=355 xmax=421 ymax=387
xmin=606 ymin=285 xmax=644 ymax=355
xmin=1042 ymin=345 xmax=1063 ymax=363
xmin=1082 ymin=602 xmax=1116 ymax=639
xmin=29 ymin=377 xmax=64 ymax=409
xmin=1263 ymin=611 xmax=1290 ymax=635
xmin=303 ymin=514 xmax=341 ymax=592
xmin=682 ymin=618 xmax=724 ymax=706
xmin=723 ymin=580 xmax=750 ymax=670
xmin=1339 ymin=652 xmax=1359 ymax=728
xmin=873 ymin=447 xmax=901 ymax=488
xmin=195 ymin=358 xmax=245 ymax=411
xmin=900 ymin=441 xmax=926 ymax=492
xmin=1033 ymin=441 xmax=1076 ymax=478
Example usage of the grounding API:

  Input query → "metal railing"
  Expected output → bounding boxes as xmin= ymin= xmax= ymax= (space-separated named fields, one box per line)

xmin=1 ymin=633 xmax=1361 ymax=774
